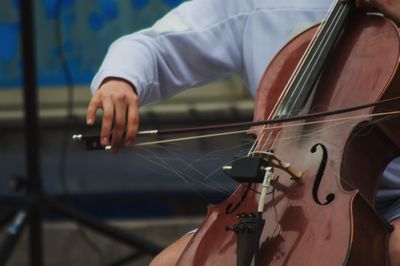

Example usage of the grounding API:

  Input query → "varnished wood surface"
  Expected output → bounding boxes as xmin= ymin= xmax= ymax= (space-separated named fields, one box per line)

xmin=178 ymin=13 xmax=399 ymax=266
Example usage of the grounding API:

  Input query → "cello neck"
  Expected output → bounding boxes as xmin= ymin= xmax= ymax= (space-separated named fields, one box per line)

xmin=274 ymin=0 xmax=354 ymax=119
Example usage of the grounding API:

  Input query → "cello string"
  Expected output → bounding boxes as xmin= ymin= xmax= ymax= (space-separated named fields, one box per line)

xmin=243 ymin=1 xmax=347 ymax=157
xmin=138 ymin=138 xmax=256 ymax=194
xmin=263 ymin=0 xmax=341 ymax=116
xmin=136 ymin=137 xmax=254 ymax=196
xmin=313 ymin=112 xmax=396 ymax=194
xmin=127 ymin=110 xmax=400 ymax=148
xmin=135 ymin=145 xmax=236 ymax=195
xmin=256 ymin=0 xmax=346 ymax=153
xmin=256 ymin=120 xmax=351 ymax=152
xmin=169 ymin=137 xmax=254 ymax=182
xmin=251 ymin=31 xmax=328 ymax=152
xmin=247 ymin=0 xmax=340 ymax=155
xmin=336 ymin=113 xmax=400 ymax=187
xmin=318 ymin=117 xmax=387 ymax=192
xmin=285 ymin=2 xmax=349 ymax=114
xmin=283 ymin=1 xmax=347 ymax=111
xmin=259 ymin=1 xmax=350 ymax=154
xmin=265 ymin=0 xmax=340 ymax=120
xmin=135 ymin=110 xmax=400 ymax=147
xmin=128 ymin=111 xmax=400 ymax=198
xmin=270 ymin=130 xmax=282 ymax=150
xmin=266 ymin=0 xmax=346 ymax=126
xmin=251 ymin=111 xmax=400 ymax=154
xmin=269 ymin=1 xmax=365 ymax=152
xmin=257 ymin=115 xmax=367 ymax=152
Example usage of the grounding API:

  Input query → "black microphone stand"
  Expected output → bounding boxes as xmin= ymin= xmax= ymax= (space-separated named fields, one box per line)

xmin=0 ymin=1 xmax=162 ymax=265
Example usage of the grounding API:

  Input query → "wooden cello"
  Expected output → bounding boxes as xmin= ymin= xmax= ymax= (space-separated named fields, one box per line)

xmin=177 ymin=1 xmax=400 ymax=265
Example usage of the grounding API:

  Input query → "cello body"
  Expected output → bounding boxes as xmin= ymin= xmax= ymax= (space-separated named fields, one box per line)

xmin=177 ymin=11 xmax=400 ymax=266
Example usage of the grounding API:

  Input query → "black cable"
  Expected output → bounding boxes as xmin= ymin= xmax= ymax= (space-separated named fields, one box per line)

xmin=54 ymin=1 xmax=107 ymax=264
xmin=55 ymin=0 xmax=75 ymax=192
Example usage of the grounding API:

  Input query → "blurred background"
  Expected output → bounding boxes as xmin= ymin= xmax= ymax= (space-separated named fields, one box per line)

xmin=0 ymin=0 xmax=254 ymax=265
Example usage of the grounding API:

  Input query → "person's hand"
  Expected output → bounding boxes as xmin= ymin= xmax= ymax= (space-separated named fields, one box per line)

xmin=86 ymin=78 xmax=139 ymax=153
xmin=368 ymin=0 xmax=400 ymax=24
xmin=343 ymin=0 xmax=400 ymax=24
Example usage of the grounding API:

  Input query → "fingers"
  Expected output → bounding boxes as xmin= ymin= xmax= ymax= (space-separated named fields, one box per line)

xmin=355 ymin=0 xmax=373 ymax=9
xmin=125 ymin=100 xmax=139 ymax=147
xmin=369 ymin=0 xmax=400 ymax=24
xmin=86 ymin=78 xmax=139 ymax=153
xmin=101 ymin=97 xmax=114 ymax=147
xmin=340 ymin=0 xmax=373 ymax=9
xmin=87 ymin=94 xmax=100 ymax=126
xmin=110 ymin=94 xmax=127 ymax=153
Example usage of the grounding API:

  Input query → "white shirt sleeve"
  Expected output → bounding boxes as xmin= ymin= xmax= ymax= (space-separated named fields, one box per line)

xmin=90 ymin=0 xmax=252 ymax=105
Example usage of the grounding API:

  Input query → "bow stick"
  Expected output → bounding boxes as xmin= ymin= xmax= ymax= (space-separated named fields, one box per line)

xmin=73 ymin=96 xmax=400 ymax=150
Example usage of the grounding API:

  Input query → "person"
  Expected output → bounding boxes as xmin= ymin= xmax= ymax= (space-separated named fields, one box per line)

xmin=86 ymin=0 xmax=400 ymax=265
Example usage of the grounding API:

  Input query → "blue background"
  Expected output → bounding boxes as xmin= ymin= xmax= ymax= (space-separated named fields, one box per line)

xmin=0 ymin=0 xmax=184 ymax=88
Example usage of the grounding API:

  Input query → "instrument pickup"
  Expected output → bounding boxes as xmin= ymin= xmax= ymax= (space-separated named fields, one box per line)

xmin=223 ymin=152 xmax=302 ymax=183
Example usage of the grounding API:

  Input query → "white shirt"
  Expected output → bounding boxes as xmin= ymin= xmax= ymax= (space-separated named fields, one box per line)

xmin=90 ymin=0 xmax=400 ymax=210
xmin=91 ymin=0 xmax=332 ymax=104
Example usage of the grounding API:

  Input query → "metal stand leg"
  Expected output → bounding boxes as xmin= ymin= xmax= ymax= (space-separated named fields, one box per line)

xmin=0 ymin=211 xmax=28 ymax=266
xmin=0 ymin=2 xmax=163 ymax=266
